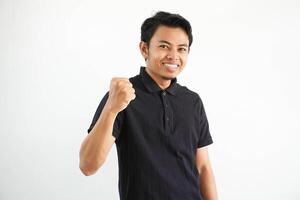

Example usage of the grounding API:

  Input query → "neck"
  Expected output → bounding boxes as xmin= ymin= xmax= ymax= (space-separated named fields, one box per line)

xmin=145 ymin=67 xmax=171 ymax=90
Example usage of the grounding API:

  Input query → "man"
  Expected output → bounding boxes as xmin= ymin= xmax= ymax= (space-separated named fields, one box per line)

xmin=80 ymin=11 xmax=218 ymax=200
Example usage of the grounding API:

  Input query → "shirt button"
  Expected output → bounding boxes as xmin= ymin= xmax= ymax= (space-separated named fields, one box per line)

xmin=162 ymin=91 xmax=166 ymax=96
xmin=166 ymin=117 xmax=169 ymax=121
xmin=165 ymin=104 xmax=168 ymax=107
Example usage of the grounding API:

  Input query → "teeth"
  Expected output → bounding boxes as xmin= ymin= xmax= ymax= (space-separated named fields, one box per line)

xmin=164 ymin=64 xmax=178 ymax=68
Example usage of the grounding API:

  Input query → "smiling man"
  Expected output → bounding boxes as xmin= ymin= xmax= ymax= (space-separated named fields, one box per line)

xmin=80 ymin=11 xmax=218 ymax=200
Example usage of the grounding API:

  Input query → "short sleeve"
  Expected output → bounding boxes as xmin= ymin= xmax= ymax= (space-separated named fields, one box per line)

xmin=87 ymin=92 xmax=124 ymax=140
xmin=196 ymin=95 xmax=213 ymax=148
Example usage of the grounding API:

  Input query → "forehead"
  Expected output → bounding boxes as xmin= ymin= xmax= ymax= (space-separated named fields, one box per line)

xmin=150 ymin=25 xmax=189 ymax=45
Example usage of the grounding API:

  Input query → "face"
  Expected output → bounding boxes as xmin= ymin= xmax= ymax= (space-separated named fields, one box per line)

xmin=140 ymin=25 xmax=190 ymax=85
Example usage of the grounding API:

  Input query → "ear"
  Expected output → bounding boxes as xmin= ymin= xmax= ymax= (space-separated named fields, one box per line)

xmin=139 ymin=41 xmax=149 ymax=60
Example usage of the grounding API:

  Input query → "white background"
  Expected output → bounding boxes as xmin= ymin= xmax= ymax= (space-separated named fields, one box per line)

xmin=1 ymin=0 xmax=300 ymax=199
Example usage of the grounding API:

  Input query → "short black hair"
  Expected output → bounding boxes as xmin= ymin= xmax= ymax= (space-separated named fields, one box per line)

xmin=141 ymin=11 xmax=193 ymax=47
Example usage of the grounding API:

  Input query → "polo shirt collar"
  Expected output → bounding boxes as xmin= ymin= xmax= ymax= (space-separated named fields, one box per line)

xmin=140 ymin=66 xmax=178 ymax=95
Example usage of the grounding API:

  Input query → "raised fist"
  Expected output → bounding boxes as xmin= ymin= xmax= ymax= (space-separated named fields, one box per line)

xmin=105 ymin=78 xmax=136 ymax=114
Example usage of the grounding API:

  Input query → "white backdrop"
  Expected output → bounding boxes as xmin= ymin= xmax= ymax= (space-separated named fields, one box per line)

xmin=1 ymin=0 xmax=300 ymax=199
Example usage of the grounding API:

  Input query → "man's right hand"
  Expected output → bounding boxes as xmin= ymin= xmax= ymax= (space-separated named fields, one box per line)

xmin=80 ymin=77 xmax=135 ymax=176
xmin=105 ymin=78 xmax=136 ymax=114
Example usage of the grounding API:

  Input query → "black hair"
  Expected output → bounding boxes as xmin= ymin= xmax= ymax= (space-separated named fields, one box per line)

xmin=141 ymin=11 xmax=193 ymax=47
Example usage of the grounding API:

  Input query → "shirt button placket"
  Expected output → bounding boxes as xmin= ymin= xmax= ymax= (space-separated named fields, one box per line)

xmin=162 ymin=90 xmax=170 ymax=134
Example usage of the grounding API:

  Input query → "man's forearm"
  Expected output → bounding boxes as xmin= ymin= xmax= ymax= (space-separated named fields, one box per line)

xmin=199 ymin=166 xmax=218 ymax=200
xmin=79 ymin=106 xmax=117 ymax=175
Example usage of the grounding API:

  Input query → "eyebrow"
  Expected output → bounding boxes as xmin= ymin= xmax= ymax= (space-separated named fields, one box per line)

xmin=158 ymin=40 xmax=189 ymax=47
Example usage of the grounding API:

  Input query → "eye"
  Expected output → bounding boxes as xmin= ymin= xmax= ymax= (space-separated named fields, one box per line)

xmin=159 ymin=44 xmax=169 ymax=49
xmin=178 ymin=47 xmax=187 ymax=52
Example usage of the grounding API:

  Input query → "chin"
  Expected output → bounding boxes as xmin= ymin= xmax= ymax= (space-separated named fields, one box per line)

xmin=161 ymin=74 xmax=177 ymax=80
xmin=162 ymin=76 xmax=174 ymax=80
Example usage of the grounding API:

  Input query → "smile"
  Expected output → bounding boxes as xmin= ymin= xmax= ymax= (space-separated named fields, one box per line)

xmin=163 ymin=63 xmax=179 ymax=69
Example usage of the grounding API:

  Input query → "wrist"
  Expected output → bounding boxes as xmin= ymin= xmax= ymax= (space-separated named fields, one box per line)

xmin=103 ymin=103 xmax=119 ymax=117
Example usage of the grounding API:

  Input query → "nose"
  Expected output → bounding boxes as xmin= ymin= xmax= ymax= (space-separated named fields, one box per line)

xmin=166 ymin=48 xmax=179 ymax=61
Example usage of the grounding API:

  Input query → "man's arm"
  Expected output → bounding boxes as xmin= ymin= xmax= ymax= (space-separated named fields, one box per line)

xmin=195 ymin=147 xmax=218 ymax=200
xmin=79 ymin=78 xmax=135 ymax=176
xmin=79 ymin=106 xmax=117 ymax=176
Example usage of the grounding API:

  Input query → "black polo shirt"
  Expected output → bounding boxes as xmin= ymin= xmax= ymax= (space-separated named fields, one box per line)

xmin=87 ymin=66 xmax=213 ymax=200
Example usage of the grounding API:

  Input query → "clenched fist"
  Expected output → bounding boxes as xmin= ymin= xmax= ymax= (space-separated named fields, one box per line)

xmin=105 ymin=78 xmax=136 ymax=114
